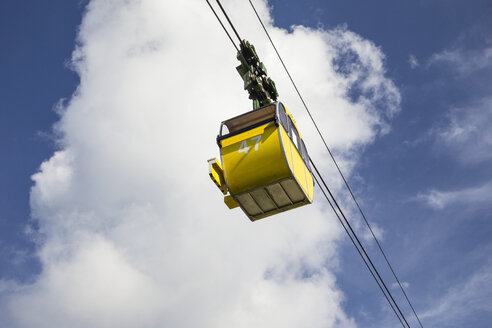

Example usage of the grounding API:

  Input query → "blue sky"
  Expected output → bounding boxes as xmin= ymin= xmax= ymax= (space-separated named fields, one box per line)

xmin=1 ymin=0 xmax=492 ymax=327
xmin=0 ymin=0 xmax=82 ymax=281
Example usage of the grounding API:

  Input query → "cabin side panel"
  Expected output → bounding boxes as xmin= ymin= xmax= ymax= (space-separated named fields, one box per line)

xmin=221 ymin=123 xmax=291 ymax=195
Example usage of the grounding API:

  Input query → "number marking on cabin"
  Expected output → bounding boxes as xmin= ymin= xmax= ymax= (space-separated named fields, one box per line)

xmin=238 ymin=140 xmax=249 ymax=154
xmin=251 ymin=135 xmax=262 ymax=151
xmin=238 ymin=135 xmax=262 ymax=154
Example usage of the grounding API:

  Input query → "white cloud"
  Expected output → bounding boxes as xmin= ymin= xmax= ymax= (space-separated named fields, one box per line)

xmin=0 ymin=0 xmax=399 ymax=327
xmin=424 ymin=20 xmax=492 ymax=166
xmin=427 ymin=15 xmax=492 ymax=76
xmin=432 ymin=96 xmax=492 ymax=164
xmin=416 ymin=180 xmax=492 ymax=209
xmin=361 ymin=221 xmax=384 ymax=243
xmin=390 ymin=281 xmax=409 ymax=290
xmin=408 ymin=54 xmax=419 ymax=69
xmin=428 ymin=46 xmax=492 ymax=75
xmin=421 ymin=262 xmax=492 ymax=327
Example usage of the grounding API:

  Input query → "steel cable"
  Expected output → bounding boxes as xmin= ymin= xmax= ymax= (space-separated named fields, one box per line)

xmin=247 ymin=0 xmax=423 ymax=326
xmin=311 ymin=170 xmax=407 ymax=328
xmin=205 ymin=0 xmax=418 ymax=326
xmin=311 ymin=158 xmax=410 ymax=328
xmin=205 ymin=0 xmax=239 ymax=52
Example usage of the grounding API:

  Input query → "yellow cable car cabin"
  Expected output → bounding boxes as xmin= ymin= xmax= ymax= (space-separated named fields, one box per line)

xmin=208 ymin=102 xmax=314 ymax=221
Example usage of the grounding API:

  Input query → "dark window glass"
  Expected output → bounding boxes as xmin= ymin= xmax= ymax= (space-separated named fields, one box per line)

xmin=301 ymin=140 xmax=312 ymax=172
xmin=281 ymin=107 xmax=312 ymax=173
xmin=278 ymin=103 xmax=290 ymax=133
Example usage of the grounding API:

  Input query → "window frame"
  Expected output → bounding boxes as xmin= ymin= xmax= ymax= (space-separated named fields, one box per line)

xmin=279 ymin=103 xmax=311 ymax=172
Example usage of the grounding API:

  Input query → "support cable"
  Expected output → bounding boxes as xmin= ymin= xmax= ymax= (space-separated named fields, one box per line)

xmin=205 ymin=0 xmax=239 ymax=52
xmin=311 ymin=172 xmax=406 ymax=328
xmin=311 ymin=158 xmax=411 ymax=328
xmin=204 ymin=0 xmax=251 ymax=87
xmin=215 ymin=0 xmax=242 ymax=43
xmin=205 ymin=1 xmax=419 ymax=326
xmin=248 ymin=0 xmax=423 ymax=327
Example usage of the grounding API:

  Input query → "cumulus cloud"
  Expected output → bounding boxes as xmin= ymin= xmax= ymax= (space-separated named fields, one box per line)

xmin=0 ymin=0 xmax=400 ymax=327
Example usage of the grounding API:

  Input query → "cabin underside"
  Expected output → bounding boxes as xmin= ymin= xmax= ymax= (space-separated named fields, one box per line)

xmin=233 ymin=177 xmax=310 ymax=221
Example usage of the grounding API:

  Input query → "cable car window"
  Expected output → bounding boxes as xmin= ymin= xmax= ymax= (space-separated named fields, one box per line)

xmin=300 ymin=139 xmax=312 ymax=172
xmin=288 ymin=116 xmax=300 ymax=150
xmin=278 ymin=103 xmax=290 ymax=133
xmin=221 ymin=124 xmax=230 ymax=135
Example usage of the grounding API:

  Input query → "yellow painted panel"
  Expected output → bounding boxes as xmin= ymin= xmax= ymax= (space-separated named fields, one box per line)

xmin=279 ymin=125 xmax=293 ymax=170
xmin=224 ymin=195 xmax=239 ymax=209
xmin=221 ymin=123 xmax=291 ymax=195
xmin=207 ymin=158 xmax=227 ymax=195
xmin=306 ymin=168 xmax=314 ymax=201
xmin=291 ymin=144 xmax=308 ymax=197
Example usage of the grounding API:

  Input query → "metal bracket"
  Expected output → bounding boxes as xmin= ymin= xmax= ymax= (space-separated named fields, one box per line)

xmin=236 ymin=40 xmax=278 ymax=110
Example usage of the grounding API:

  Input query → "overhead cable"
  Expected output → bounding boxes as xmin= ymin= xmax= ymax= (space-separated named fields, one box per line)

xmin=310 ymin=158 xmax=410 ymax=328
xmin=214 ymin=0 xmax=242 ymax=43
xmin=247 ymin=0 xmax=423 ymax=327
xmin=205 ymin=1 xmax=418 ymax=327
xmin=311 ymin=170 xmax=407 ymax=328
xmin=205 ymin=0 xmax=239 ymax=52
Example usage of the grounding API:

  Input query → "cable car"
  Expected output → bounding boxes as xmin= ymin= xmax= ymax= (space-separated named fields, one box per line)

xmin=208 ymin=101 xmax=314 ymax=221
